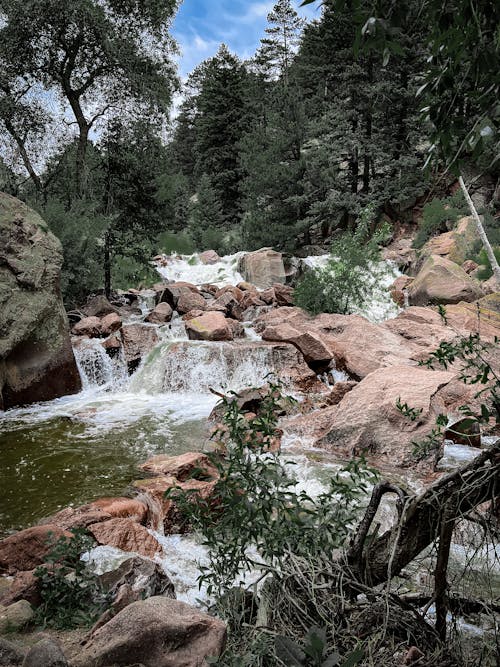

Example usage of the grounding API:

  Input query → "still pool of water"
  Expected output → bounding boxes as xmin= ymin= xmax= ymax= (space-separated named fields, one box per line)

xmin=0 ymin=389 xmax=217 ymax=537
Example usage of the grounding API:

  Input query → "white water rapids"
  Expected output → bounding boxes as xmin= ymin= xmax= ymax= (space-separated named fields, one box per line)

xmin=1 ymin=250 xmax=497 ymax=632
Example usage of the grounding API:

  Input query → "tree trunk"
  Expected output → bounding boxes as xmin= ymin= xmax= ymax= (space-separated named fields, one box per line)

xmin=459 ymin=175 xmax=500 ymax=286
xmin=4 ymin=119 xmax=43 ymax=193
xmin=347 ymin=441 xmax=500 ymax=588
xmin=434 ymin=503 xmax=454 ymax=641
xmin=104 ymin=232 xmax=111 ymax=299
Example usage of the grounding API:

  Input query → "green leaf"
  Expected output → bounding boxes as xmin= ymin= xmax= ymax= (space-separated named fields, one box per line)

xmin=340 ymin=646 xmax=365 ymax=667
xmin=275 ymin=636 xmax=306 ymax=666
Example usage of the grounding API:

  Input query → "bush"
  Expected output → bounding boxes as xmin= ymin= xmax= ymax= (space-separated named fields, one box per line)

xmin=34 ymin=529 xmax=110 ymax=629
xmin=413 ymin=191 xmax=468 ymax=249
xmin=474 ymin=246 xmax=500 ymax=280
xmin=294 ymin=206 xmax=387 ymax=315
xmin=157 ymin=229 xmax=196 ymax=255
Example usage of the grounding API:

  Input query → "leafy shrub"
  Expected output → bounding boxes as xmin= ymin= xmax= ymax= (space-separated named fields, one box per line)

xmin=112 ymin=254 xmax=159 ymax=290
xmin=413 ymin=191 xmax=467 ymax=249
xmin=34 ymin=529 xmax=109 ymax=629
xmin=294 ymin=205 xmax=387 ymax=315
xmin=168 ymin=382 xmax=377 ymax=598
xmin=473 ymin=246 xmax=500 ymax=281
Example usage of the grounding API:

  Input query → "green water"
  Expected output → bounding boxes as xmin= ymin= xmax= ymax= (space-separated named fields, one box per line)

xmin=0 ymin=408 xmax=207 ymax=537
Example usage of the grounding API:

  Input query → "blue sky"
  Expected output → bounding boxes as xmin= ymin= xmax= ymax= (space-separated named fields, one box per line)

xmin=172 ymin=0 xmax=319 ymax=79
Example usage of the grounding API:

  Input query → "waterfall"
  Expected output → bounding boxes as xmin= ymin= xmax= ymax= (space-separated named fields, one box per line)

xmin=131 ymin=341 xmax=281 ymax=395
xmin=73 ymin=338 xmax=128 ymax=390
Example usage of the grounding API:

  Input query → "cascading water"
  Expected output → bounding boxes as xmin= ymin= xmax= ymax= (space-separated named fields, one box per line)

xmin=74 ymin=337 xmax=128 ymax=389
xmin=132 ymin=341 xmax=282 ymax=395
xmin=156 ymin=251 xmax=246 ymax=287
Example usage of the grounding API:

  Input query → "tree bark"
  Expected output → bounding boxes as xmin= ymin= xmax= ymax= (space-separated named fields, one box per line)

xmin=4 ymin=118 xmax=43 ymax=193
xmin=434 ymin=502 xmax=454 ymax=641
xmin=349 ymin=441 xmax=500 ymax=588
xmin=104 ymin=232 xmax=111 ymax=299
xmin=459 ymin=175 xmax=500 ymax=286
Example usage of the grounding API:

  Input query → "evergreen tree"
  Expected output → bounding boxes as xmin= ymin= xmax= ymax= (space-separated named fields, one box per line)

xmin=189 ymin=173 xmax=225 ymax=250
xmin=254 ymin=0 xmax=305 ymax=84
xmin=194 ymin=45 xmax=249 ymax=226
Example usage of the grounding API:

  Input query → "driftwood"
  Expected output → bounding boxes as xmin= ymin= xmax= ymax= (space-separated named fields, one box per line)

xmin=347 ymin=440 xmax=500 ymax=588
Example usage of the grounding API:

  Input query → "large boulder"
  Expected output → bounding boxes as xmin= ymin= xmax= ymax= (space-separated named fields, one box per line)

xmin=408 ymin=254 xmax=484 ymax=306
xmin=0 ymin=525 xmax=72 ymax=575
xmin=72 ymin=597 xmax=226 ymax=667
xmin=121 ymin=323 xmax=159 ymax=371
xmin=88 ymin=518 xmax=163 ymax=559
xmin=286 ymin=365 xmax=475 ymax=467
xmin=185 ymin=311 xmax=233 ymax=341
xmin=0 ymin=192 xmax=81 ymax=409
xmin=420 ymin=216 xmax=478 ymax=265
xmin=257 ymin=308 xmax=417 ymax=380
xmin=238 ymin=248 xmax=286 ymax=289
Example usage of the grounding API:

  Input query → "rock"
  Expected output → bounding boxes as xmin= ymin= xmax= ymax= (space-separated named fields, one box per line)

xmin=99 ymin=312 xmax=122 ymax=336
xmin=22 ymin=638 xmax=68 ymax=667
xmin=98 ymin=556 xmax=175 ymax=601
xmin=160 ymin=282 xmax=199 ymax=309
xmin=420 ymin=216 xmax=478 ymax=265
xmin=408 ymin=255 xmax=484 ymax=306
xmin=121 ymin=324 xmax=159 ymax=371
xmin=444 ymin=416 xmax=481 ymax=448
xmin=237 ymin=281 xmax=257 ymax=292
xmin=239 ymin=291 xmax=265 ymax=310
xmin=0 ymin=637 xmax=25 ymax=665
xmin=258 ymin=308 xmax=416 ymax=379
xmin=71 ymin=316 xmax=102 ymax=337
xmin=0 ymin=192 xmax=81 ymax=410
xmin=176 ymin=290 xmax=207 ymax=315
xmin=72 ymin=597 xmax=226 ymax=667
xmin=262 ymin=322 xmax=333 ymax=370
xmin=0 ymin=570 xmax=40 ymax=608
xmin=461 ymin=259 xmax=478 ymax=274
xmin=83 ymin=294 xmax=119 ymax=317
xmin=185 ymin=312 xmax=233 ymax=341
xmin=145 ymin=302 xmax=173 ymax=324
xmin=381 ymin=237 xmax=417 ymax=268
xmin=482 ymin=275 xmax=499 ymax=295
xmin=140 ymin=452 xmax=218 ymax=481
xmin=212 ymin=292 xmax=243 ymax=320
xmin=0 ymin=525 xmax=72 ymax=575
xmin=323 ymin=381 xmax=357 ymax=406
xmin=273 ymin=283 xmax=294 ymax=306
xmin=288 ymin=365 xmax=475 ymax=467
xmin=101 ymin=333 xmax=121 ymax=356
xmin=88 ymin=519 xmax=162 ymax=559
xmin=199 ymin=250 xmax=220 ymax=265
xmin=0 ymin=600 xmax=33 ymax=633
xmin=89 ymin=498 xmax=148 ymax=523
xmin=390 ymin=275 xmax=414 ymax=292
xmin=227 ymin=318 xmax=245 ymax=338
xmin=182 ymin=309 xmax=205 ymax=321
xmin=259 ymin=288 xmax=275 ymax=305
xmin=238 ymin=248 xmax=286 ymax=289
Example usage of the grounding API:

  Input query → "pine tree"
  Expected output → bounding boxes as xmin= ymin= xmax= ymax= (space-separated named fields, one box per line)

xmin=254 ymin=0 xmax=305 ymax=84
xmin=189 ymin=173 xmax=225 ymax=250
xmin=194 ymin=45 xmax=249 ymax=226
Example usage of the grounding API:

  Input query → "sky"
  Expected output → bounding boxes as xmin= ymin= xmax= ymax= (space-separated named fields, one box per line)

xmin=172 ymin=0 xmax=319 ymax=80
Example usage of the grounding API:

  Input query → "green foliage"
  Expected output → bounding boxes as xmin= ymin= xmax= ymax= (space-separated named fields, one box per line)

xmin=112 ymin=254 xmax=159 ymax=290
xmin=474 ymin=246 xmax=500 ymax=281
xmin=275 ymin=628 xmax=364 ymax=667
xmin=167 ymin=382 xmax=377 ymax=599
xmin=294 ymin=206 xmax=386 ymax=315
xmin=413 ymin=191 xmax=468 ymax=249
xmin=157 ymin=230 xmax=197 ymax=255
xmin=410 ymin=416 xmax=447 ymax=462
xmin=395 ymin=398 xmax=423 ymax=422
xmin=34 ymin=529 xmax=109 ymax=630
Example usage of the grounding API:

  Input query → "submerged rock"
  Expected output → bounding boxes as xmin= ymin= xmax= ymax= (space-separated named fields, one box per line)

xmin=121 ymin=323 xmax=159 ymax=371
xmin=145 ymin=302 xmax=173 ymax=324
xmin=73 ymin=597 xmax=226 ymax=667
xmin=0 ymin=192 xmax=81 ymax=409
xmin=199 ymin=249 xmax=220 ymax=265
